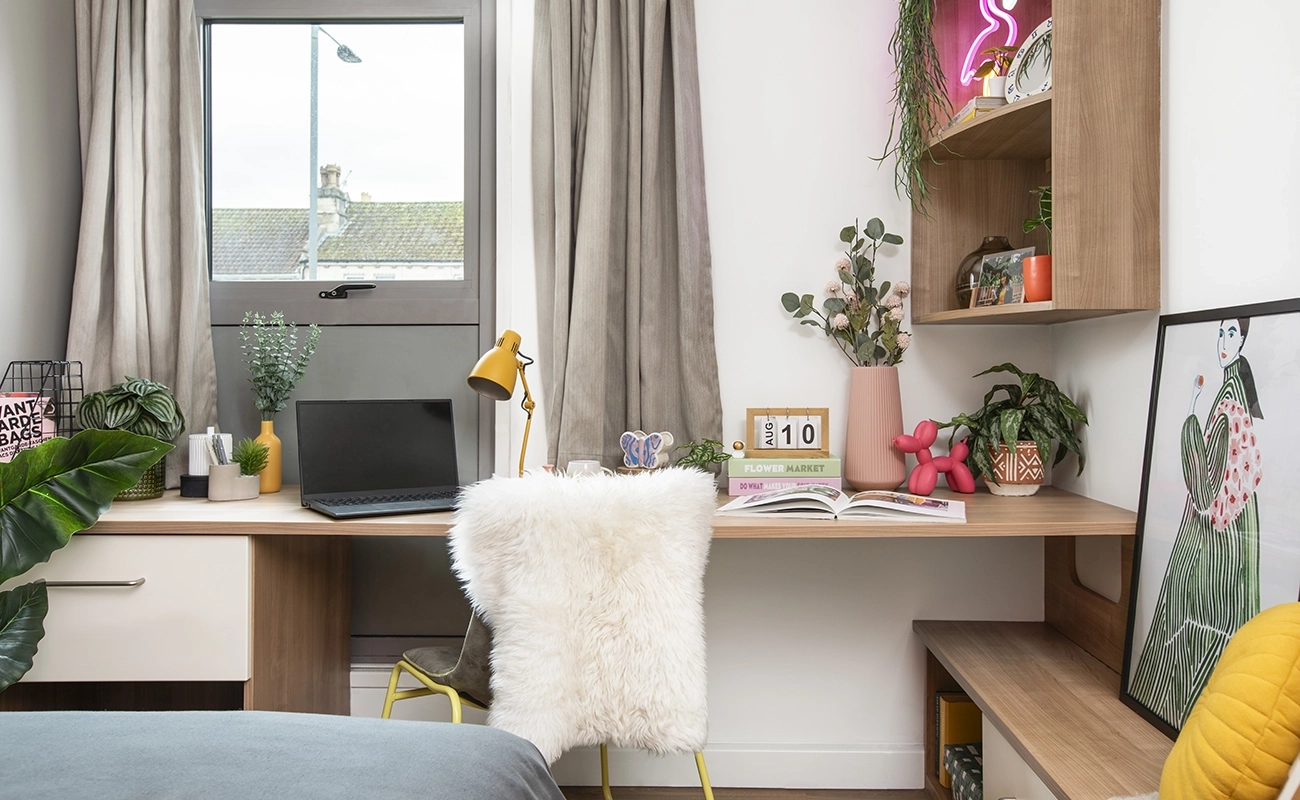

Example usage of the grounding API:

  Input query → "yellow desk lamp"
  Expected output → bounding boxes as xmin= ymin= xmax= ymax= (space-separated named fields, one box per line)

xmin=468 ymin=329 xmax=535 ymax=477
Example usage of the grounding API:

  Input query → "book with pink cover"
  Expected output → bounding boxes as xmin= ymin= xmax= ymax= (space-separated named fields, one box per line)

xmin=0 ymin=393 xmax=56 ymax=462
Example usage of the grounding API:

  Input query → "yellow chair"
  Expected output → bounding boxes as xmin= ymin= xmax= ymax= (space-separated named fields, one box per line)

xmin=381 ymin=613 xmax=493 ymax=724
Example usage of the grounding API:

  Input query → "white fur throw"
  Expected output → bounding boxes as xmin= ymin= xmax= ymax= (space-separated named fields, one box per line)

xmin=448 ymin=468 xmax=716 ymax=764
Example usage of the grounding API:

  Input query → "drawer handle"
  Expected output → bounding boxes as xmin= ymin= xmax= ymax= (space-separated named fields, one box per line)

xmin=44 ymin=578 xmax=146 ymax=588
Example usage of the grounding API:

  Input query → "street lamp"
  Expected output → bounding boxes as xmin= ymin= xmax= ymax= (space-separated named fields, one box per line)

xmin=308 ymin=25 xmax=362 ymax=281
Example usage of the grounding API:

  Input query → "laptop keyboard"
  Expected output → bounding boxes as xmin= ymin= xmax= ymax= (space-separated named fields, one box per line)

xmin=324 ymin=490 xmax=458 ymax=507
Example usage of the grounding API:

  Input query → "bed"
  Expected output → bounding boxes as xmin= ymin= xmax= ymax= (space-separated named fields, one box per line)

xmin=2 ymin=710 xmax=566 ymax=799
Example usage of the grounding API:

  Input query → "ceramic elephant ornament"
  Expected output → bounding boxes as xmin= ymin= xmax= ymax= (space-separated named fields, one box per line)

xmin=892 ymin=420 xmax=976 ymax=495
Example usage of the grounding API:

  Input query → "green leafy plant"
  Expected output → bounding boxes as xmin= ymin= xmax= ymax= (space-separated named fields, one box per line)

xmin=1023 ymin=185 xmax=1052 ymax=254
xmin=675 ymin=439 xmax=732 ymax=470
xmin=974 ymin=45 xmax=1018 ymax=79
xmin=875 ymin=0 xmax=952 ymax=212
xmin=231 ymin=438 xmax=270 ymax=477
xmin=0 ymin=430 xmax=172 ymax=691
xmin=940 ymin=363 xmax=1088 ymax=484
xmin=1015 ymin=30 xmax=1052 ymax=91
xmin=239 ymin=311 xmax=322 ymax=421
xmin=782 ymin=218 xmax=912 ymax=367
xmin=77 ymin=377 xmax=186 ymax=442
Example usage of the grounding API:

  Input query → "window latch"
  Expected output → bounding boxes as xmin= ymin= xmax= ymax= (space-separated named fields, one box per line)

xmin=319 ymin=283 xmax=377 ymax=300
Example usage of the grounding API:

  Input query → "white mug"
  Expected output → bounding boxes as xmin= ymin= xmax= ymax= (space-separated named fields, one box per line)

xmin=566 ymin=460 xmax=614 ymax=477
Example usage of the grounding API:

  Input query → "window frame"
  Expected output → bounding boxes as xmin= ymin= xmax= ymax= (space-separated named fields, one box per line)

xmin=199 ymin=0 xmax=495 ymax=330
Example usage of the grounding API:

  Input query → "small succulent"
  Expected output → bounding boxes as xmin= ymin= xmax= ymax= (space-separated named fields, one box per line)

xmin=231 ymin=438 xmax=270 ymax=477
xmin=676 ymin=439 xmax=733 ymax=470
xmin=77 ymin=377 xmax=185 ymax=442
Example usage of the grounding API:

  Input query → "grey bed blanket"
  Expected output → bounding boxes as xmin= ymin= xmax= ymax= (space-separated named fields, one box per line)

xmin=1 ymin=710 xmax=566 ymax=799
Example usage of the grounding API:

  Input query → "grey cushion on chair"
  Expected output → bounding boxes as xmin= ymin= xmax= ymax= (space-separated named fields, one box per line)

xmin=402 ymin=613 xmax=494 ymax=707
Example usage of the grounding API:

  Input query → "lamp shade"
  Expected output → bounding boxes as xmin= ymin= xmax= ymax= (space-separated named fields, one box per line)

xmin=468 ymin=329 xmax=522 ymax=401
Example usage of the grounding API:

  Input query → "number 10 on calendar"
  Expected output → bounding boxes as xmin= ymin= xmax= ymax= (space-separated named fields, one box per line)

xmin=745 ymin=408 xmax=830 ymax=458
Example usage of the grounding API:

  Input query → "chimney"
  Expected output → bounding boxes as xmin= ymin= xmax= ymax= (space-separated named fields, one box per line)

xmin=316 ymin=163 xmax=350 ymax=234
xmin=359 ymin=192 xmax=372 ymax=202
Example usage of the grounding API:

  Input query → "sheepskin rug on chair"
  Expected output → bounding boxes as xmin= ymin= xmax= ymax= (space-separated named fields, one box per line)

xmin=449 ymin=468 xmax=716 ymax=764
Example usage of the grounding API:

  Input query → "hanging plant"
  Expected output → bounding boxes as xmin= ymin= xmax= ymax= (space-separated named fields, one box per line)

xmin=875 ymin=0 xmax=951 ymax=213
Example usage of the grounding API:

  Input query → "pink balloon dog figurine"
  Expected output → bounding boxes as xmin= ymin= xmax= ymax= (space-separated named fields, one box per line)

xmin=892 ymin=420 xmax=976 ymax=495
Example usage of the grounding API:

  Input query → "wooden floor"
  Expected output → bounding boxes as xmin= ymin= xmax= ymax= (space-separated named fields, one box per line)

xmin=561 ymin=790 xmax=926 ymax=799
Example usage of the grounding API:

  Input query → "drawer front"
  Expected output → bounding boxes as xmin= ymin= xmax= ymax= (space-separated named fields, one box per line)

xmin=2 ymin=535 xmax=250 ymax=682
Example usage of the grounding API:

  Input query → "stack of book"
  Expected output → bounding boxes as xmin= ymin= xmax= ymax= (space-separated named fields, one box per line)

xmin=947 ymin=95 xmax=1007 ymax=128
xmin=726 ymin=456 xmax=841 ymax=496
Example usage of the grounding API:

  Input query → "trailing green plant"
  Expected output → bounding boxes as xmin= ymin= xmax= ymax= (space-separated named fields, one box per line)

xmin=77 ymin=377 xmax=186 ymax=442
xmin=940 ymin=363 xmax=1087 ymax=484
xmin=974 ymin=45 xmax=1018 ymax=79
xmin=1015 ymin=30 xmax=1052 ymax=92
xmin=231 ymin=438 xmax=270 ymax=477
xmin=676 ymin=439 xmax=732 ymax=470
xmin=875 ymin=0 xmax=952 ymax=213
xmin=0 ymin=430 xmax=172 ymax=692
xmin=781 ymin=218 xmax=912 ymax=367
xmin=239 ymin=311 xmax=322 ymax=421
xmin=1023 ymin=185 xmax=1052 ymax=254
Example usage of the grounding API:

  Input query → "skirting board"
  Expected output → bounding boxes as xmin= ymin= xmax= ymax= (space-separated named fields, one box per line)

xmin=352 ymin=666 xmax=923 ymax=789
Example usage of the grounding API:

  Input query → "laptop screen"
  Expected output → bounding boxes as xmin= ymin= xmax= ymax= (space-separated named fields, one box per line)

xmin=296 ymin=400 xmax=459 ymax=497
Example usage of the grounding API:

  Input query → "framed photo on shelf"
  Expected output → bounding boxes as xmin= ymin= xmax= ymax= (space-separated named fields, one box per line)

xmin=1121 ymin=299 xmax=1300 ymax=738
xmin=971 ymin=247 xmax=1034 ymax=308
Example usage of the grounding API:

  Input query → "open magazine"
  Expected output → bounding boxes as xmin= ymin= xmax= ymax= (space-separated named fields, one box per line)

xmin=718 ymin=484 xmax=966 ymax=523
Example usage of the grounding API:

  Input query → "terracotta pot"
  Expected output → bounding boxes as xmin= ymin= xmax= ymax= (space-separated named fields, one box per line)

xmin=255 ymin=419 xmax=282 ymax=493
xmin=1023 ymin=255 xmax=1053 ymax=302
xmin=844 ymin=366 xmax=905 ymax=491
xmin=988 ymin=441 xmax=1045 ymax=496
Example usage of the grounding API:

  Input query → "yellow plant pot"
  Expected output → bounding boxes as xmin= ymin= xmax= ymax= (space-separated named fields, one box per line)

xmin=254 ymin=419 xmax=282 ymax=493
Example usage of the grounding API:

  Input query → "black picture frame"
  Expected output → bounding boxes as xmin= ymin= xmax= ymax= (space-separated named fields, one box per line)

xmin=1121 ymin=297 xmax=1300 ymax=739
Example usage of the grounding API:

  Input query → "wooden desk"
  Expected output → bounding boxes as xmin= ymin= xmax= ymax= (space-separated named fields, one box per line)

xmin=86 ymin=485 xmax=1136 ymax=539
xmin=6 ymin=485 xmax=1137 ymax=727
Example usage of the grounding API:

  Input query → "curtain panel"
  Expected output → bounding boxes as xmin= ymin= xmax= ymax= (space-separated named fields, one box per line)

xmin=67 ymin=0 xmax=217 ymax=486
xmin=532 ymin=0 xmax=724 ymax=468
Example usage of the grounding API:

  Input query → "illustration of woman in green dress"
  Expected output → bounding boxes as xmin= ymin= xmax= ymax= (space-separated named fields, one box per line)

xmin=1130 ymin=317 xmax=1263 ymax=728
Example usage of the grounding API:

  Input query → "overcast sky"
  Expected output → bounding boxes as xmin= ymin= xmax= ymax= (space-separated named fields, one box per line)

xmin=210 ymin=22 xmax=464 ymax=208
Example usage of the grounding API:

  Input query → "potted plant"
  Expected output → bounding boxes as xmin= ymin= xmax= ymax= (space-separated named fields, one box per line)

xmin=676 ymin=439 xmax=732 ymax=484
xmin=1022 ymin=186 xmax=1052 ymax=302
xmin=941 ymin=363 xmax=1087 ymax=496
xmin=209 ymin=438 xmax=267 ymax=502
xmin=77 ymin=377 xmax=186 ymax=500
xmin=239 ymin=311 xmax=321 ymax=493
xmin=974 ymin=45 xmax=1018 ymax=98
xmin=782 ymin=218 xmax=911 ymax=490
xmin=0 ymin=430 xmax=171 ymax=691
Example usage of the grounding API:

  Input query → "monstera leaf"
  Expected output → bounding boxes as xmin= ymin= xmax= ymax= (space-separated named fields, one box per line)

xmin=0 ymin=430 xmax=172 ymax=691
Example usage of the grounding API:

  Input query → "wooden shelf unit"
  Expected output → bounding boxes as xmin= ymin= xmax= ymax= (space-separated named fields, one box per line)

xmin=911 ymin=0 xmax=1160 ymax=325
xmin=915 ymin=621 xmax=1171 ymax=800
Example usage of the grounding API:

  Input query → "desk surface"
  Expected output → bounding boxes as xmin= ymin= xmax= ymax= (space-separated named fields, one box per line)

xmin=87 ymin=485 xmax=1135 ymax=538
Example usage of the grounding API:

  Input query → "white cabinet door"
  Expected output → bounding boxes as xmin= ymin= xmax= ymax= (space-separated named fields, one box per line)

xmin=2 ymin=535 xmax=250 ymax=682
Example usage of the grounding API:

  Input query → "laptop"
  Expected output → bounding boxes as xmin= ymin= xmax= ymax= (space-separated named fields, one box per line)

xmin=296 ymin=399 xmax=461 ymax=519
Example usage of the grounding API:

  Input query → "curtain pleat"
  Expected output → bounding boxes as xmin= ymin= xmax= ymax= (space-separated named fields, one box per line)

xmin=67 ymin=0 xmax=217 ymax=486
xmin=533 ymin=0 xmax=723 ymax=468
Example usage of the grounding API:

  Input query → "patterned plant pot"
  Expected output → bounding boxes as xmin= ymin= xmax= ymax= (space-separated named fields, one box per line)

xmin=988 ymin=441 xmax=1044 ymax=496
xmin=116 ymin=460 xmax=165 ymax=501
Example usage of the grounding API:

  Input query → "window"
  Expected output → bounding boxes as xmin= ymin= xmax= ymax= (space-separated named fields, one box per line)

xmin=201 ymin=1 xmax=494 ymax=325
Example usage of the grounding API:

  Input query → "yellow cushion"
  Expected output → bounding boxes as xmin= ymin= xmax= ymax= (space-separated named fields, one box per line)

xmin=1160 ymin=602 xmax=1300 ymax=800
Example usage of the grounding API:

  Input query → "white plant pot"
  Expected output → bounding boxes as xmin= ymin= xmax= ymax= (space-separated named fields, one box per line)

xmin=208 ymin=464 xmax=261 ymax=501
xmin=983 ymin=75 xmax=1008 ymax=98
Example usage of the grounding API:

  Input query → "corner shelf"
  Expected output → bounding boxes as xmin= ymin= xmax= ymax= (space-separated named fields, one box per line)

xmin=910 ymin=0 xmax=1160 ymax=326
xmin=927 ymin=91 xmax=1052 ymax=162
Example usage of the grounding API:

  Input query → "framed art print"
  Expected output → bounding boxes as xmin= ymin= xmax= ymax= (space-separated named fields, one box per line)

xmin=1122 ymin=299 xmax=1300 ymax=737
xmin=971 ymin=247 xmax=1033 ymax=308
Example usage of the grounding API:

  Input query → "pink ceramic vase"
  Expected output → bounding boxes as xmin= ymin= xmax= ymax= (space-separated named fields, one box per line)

xmin=844 ymin=366 xmax=906 ymax=491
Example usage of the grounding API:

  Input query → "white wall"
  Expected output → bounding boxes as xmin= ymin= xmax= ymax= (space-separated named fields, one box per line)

xmin=0 ymin=0 xmax=80 ymax=367
xmin=492 ymin=0 xmax=1048 ymax=788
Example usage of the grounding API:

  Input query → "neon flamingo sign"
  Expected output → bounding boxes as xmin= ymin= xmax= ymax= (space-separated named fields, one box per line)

xmin=959 ymin=0 xmax=1019 ymax=86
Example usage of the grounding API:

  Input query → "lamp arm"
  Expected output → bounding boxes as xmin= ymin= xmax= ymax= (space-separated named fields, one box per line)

xmin=516 ymin=357 xmax=536 ymax=478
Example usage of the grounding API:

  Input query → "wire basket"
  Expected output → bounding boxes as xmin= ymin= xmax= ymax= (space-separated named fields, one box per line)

xmin=0 ymin=362 xmax=84 ymax=459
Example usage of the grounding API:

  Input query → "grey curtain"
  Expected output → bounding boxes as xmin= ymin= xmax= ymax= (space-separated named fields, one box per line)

xmin=532 ymin=0 xmax=723 ymax=468
xmin=67 ymin=0 xmax=217 ymax=486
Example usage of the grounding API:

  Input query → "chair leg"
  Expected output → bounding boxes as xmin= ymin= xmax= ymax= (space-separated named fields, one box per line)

xmin=694 ymin=751 xmax=715 ymax=800
xmin=380 ymin=663 xmax=403 ymax=719
xmin=600 ymin=743 xmax=614 ymax=800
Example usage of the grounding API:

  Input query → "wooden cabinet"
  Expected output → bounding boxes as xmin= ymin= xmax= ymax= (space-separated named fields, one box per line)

xmin=911 ymin=0 xmax=1160 ymax=325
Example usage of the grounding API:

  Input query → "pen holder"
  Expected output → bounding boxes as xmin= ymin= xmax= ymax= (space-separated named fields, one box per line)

xmin=207 ymin=464 xmax=259 ymax=502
